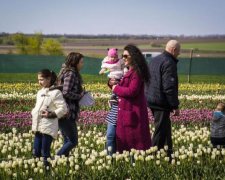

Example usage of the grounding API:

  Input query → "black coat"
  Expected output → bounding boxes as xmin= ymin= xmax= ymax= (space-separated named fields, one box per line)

xmin=145 ymin=51 xmax=179 ymax=110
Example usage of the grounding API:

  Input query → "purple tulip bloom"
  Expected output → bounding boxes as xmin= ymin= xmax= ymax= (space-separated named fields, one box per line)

xmin=0 ymin=109 xmax=214 ymax=131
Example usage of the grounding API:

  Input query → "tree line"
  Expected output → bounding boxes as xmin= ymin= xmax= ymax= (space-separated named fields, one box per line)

xmin=0 ymin=32 xmax=63 ymax=55
xmin=1 ymin=32 xmax=225 ymax=40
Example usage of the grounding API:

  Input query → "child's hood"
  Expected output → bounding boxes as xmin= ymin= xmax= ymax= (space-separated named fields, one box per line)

xmin=213 ymin=111 xmax=225 ymax=121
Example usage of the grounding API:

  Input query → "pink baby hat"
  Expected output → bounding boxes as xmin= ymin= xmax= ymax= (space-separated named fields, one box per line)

xmin=107 ymin=48 xmax=118 ymax=57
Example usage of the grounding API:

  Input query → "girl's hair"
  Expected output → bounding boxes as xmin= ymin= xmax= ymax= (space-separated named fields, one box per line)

xmin=216 ymin=102 xmax=225 ymax=112
xmin=38 ymin=69 xmax=57 ymax=86
xmin=124 ymin=44 xmax=150 ymax=83
xmin=64 ymin=52 xmax=83 ymax=71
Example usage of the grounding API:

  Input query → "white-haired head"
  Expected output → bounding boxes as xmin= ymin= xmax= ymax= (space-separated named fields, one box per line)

xmin=165 ymin=40 xmax=181 ymax=58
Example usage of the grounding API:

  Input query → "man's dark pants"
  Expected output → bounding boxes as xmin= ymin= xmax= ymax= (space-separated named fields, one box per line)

xmin=151 ymin=108 xmax=173 ymax=157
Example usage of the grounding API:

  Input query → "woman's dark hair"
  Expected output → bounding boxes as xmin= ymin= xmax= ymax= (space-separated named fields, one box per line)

xmin=64 ymin=52 xmax=83 ymax=71
xmin=124 ymin=44 xmax=150 ymax=83
xmin=38 ymin=69 xmax=57 ymax=86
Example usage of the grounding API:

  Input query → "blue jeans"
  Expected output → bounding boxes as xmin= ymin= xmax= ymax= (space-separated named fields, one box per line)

xmin=106 ymin=123 xmax=116 ymax=155
xmin=57 ymin=117 xmax=78 ymax=157
xmin=33 ymin=132 xmax=53 ymax=166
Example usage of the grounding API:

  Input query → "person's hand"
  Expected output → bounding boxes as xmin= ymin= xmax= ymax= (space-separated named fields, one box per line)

xmin=172 ymin=109 xmax=180 ymax=116
xmin=99 ymin=69 xmax=105 ymax=75
xmin=80 ymin=91 xmax=85 ymax=98
xmin=41 ymin=110 xmax=56 ymax=118
xmin=41 ymin=110 xmax=50 ymax=118
xmin=112 ymin=85 xmax=117 ymax=91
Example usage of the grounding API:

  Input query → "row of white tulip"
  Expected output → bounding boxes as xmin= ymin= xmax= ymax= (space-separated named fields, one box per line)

xmin=1 ymin=92 xmax=225 ymax=100
xmin=0 ymin=125 xmax=225 ymax=179
xmin=0 ymin=92 xmax=36 ymax=99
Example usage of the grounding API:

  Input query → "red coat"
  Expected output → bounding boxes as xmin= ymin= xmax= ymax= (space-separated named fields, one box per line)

xmin=113 ymin=69 xmax=151 ymax=153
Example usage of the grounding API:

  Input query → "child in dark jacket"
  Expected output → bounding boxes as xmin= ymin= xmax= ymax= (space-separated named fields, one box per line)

xmin=210 ymin=102 xmax=225 ymax=148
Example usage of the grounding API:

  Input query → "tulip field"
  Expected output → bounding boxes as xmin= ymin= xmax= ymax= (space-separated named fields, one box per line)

xmin=0 ymin=76 xmax=225 ymax=179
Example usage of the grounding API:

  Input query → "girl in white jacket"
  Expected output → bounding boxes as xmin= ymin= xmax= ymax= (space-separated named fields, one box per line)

xmin=32 ymin=69 xmax=67 ymax=166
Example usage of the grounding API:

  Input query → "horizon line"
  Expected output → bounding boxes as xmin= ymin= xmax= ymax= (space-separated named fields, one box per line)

xmin=1 ymin=32 xmax=225 ymax=37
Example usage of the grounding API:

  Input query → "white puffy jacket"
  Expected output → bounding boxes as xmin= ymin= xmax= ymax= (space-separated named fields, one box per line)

xmin=31 ymin=88 xmax=68 ymax=139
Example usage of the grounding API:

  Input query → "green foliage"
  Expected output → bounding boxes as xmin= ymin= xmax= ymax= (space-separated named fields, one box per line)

xmin=2 ymin=35 xmax=14 ymax=45
xmin=181 ymin=42 xmax=225 ymax=52
xmin=42 ymin=39 xmax=64 ymax=56
xmin=0 ymin=73 xmax=37 ymax=83
xmin=12 ymin=33 xmax=63 ymax=55
xmin=58 ymin=36 xmax=69 ymax=43
xmin=12 ymin=32 xmax=43 ymax=55
xmin=179 ymin=75 xmax=225 ymax=84
xmin=12 ymin=33 xmax=29 ymax=54
xmin=27 ymin=32 xmax=43 ymax=55
xmin=0 ymin=96 xmax=222 ymax=113
xmin=1 ymin=74 xmax=225 ymax=84
xmin=0 ymin=73 xmax=107 ymax=84
xmin=0 ymin=125 xmax=225 ymax=179
xmin=150 ymin=41 xmax=163 ymax=48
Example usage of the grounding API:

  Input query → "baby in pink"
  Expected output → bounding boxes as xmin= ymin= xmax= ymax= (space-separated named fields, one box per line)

xmin=99 ymin=48 xmax=127 ymax=104
xmin=99 ymin=48 xmax=125 ymax=80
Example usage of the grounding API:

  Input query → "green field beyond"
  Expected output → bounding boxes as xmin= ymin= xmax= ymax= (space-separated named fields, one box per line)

xmin=181 ymin=42 xmax=225 ymax=51
xmin=1 ymin=73 xmax=225 ymax=84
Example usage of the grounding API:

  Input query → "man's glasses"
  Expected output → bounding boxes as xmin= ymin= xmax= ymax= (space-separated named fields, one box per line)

xmin=122 ymin=54 xmax=130 ymax=59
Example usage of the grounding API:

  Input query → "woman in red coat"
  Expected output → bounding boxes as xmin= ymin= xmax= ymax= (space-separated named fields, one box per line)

xmin=112 ymin=44 xmax=152 ymax=153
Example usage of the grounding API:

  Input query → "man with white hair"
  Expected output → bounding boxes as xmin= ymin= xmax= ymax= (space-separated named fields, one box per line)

xmin=145 ymin=40 xmax=180 ymax=160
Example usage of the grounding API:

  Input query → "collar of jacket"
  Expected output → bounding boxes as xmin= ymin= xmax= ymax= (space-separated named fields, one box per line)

xmin=64 ymin=67 xmax=76 ymax=73
xmin=123 ymin=68 xmax=135 ymax=78
xmin=59 ymin=64 xmax=77 ymax=74
xmin=163 ymin=51 xmax=179 ymax=63
xmin=105 ymin=58 xmax=120 ymax=64
xmin=41 ymin=87 xmax=50 ymax=96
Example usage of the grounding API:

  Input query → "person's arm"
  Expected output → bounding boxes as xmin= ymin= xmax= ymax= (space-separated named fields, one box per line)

xmin=172 ymin=109 xmax=180 ymax=116
xmin=162 ymin=61 xmax=179 ymax=110
xmin=31 ymin=91 xmax=39 ymax=116
xmin=100 ymin=57 xmax=111 ymax=74
xmin=53 ymin=91 xmax=68 ymax=118
xmin=62 ymin=71 xmax=83 ymax=100
xmin=41 ymin=90 xmax=68 ymax=119
xmin=99 ymin=68 xmax=107 ymax=74
xmin=113 ymin=72 xmax=142 ymax=98
xmin=101 ymin=56 xmax=108 ymax=68
xmin=41 ymin=110 xmax=57 ymax=118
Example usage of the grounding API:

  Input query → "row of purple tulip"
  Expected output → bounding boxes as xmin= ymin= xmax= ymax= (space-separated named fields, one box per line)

xmin=0 ymin=109 xmax=213 ymax=130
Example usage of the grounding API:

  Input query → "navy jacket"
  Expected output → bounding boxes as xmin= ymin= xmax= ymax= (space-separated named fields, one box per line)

xmin=145 ymin=51 xmax=179 ymax=110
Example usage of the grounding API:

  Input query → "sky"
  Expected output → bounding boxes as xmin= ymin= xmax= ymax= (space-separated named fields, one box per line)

xmin=0 ymin=0 xmax=225 ymax=35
